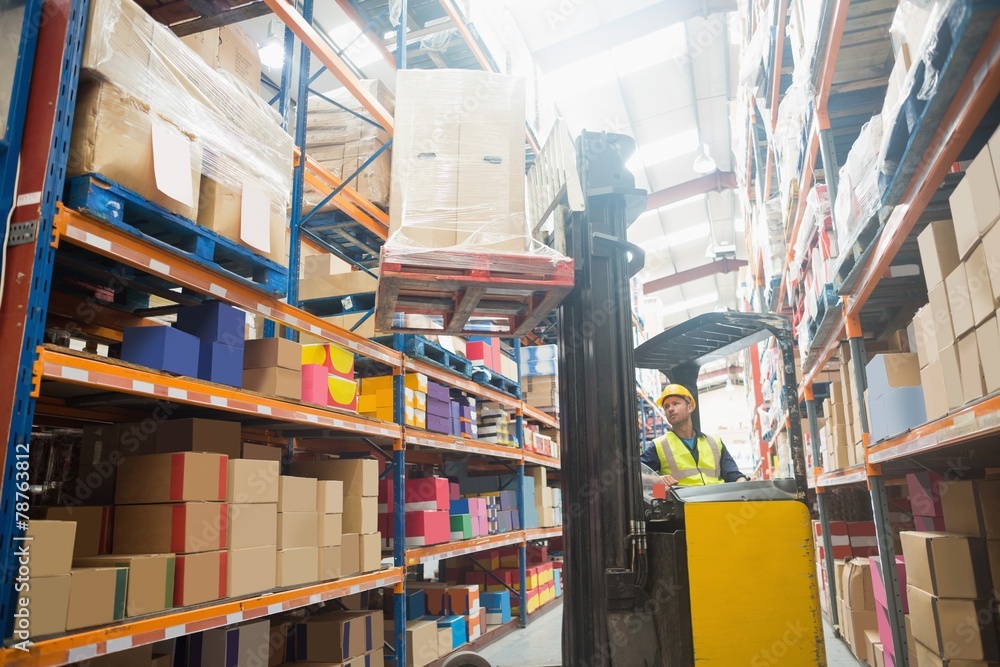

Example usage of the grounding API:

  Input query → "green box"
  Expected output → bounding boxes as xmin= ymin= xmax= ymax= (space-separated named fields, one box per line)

xmin=450 ymin=514 xmax=472 ymax=540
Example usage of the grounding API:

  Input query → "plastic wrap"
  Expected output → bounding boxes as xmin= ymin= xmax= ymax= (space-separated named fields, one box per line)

xmin=833 ymin=114 xmax=883 ymax=263
xmin=773 ymin=76 xmax=813 ymax=213
xmin=384 ymin=69 xmax=566 ymax=271
xmin=74 ymin=0 xmax=293 ymax=264
xmin=755 ymin=197 xmax=786 ymax=281
xmin=791 ymin=184 xmax=830 ymax=269
xmin=304 ymin=80 xmax=393 ymax=210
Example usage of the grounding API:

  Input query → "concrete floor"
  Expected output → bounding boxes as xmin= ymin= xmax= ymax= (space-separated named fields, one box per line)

xmin=475 ymin=603 xmax=863 ymax=666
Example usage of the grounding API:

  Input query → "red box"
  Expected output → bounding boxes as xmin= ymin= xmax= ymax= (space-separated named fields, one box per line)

xmin=406 ymin=477 xmax=450 ymax=512
xmin=815 ymin=520 xmax=852 ymax=560
xmin=450 ymin=482 xmax=460 ymax=501
xmin=527 ymin=546 xmax=548 ymax=565
xmin=466 ymin=342 xmax=490 ymax=364
xmin=405 ymin=511 xmax=450 ymax=546
xmin=906 ymin=471 xmax=943 ymax=517
xmin=378 ymin=479 xmax=393 ymax=513
xmin=464 ymin=571 xmax=488 ymax=587
xmin=491 ymin=340 xmax=502 ymax=373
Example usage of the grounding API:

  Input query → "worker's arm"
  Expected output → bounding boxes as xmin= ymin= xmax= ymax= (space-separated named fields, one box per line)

xmin=719 ymin=444 xmax=750 ymax=482
xmin=639 ymin=442 xmax=661 ymax=473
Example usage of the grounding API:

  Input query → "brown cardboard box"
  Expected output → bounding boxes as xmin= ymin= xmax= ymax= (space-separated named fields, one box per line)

xmin=437 ymin=628 xmax=452 ymax=657
xmin=317 ymin=480 xmax=344 ymax=514
xmin=228 ymin=503 xmax=277 ymax=549
xmin=341 ymin=533 xmax=361 ymax=576
xmin=982 ymin=217 xmax=1000 ymax=304
xmin=197 ymin=178 xmax=288 ymax=265
xmin=25 ymin=520 xmax=76 ymax=576
xmin=69 ymin=82 xmax=202 ymax=221
xmin=115 ymin=452 xmax=227 ymax=505
xmin=842 ymin=558 xmax=876 ymax=611
xmin=929 ymin=282 xmax=956 ymax=351
xmin=45 ymin=506 xmax=112 ymax=558
xmin=277 ymin=512 xmax=319 ymax=549
xmin=242 ymin=367 xmax=302 ymax=401
xmin=966 ymin=244 xmax=996 ymax=325
xmin=979 ymin=317 xmax=1000 ymax=393
xmin=243 ymin=337 xmax=302 ymax=371
xmin=343 ymin=496 xmax=378 ymax=534
xmin=319 ymin=545 xmax=341 ymax=580
xmin=174 ymin=550 xmax=227 ymax=606
xmin=66 ymin=567 xmax=127 ymax=630
xmin=843 ymin=608 xmax=878 ymax=661
xmin=912 ymin=640 xmax=989 ymax=667
xmin=153 ymin=418 xmax=241 ymax=458
xmin=113 ymin=502 xmax=227 ymax=554
xmin=289 ymin=459 xmax=378 ymax=497
xmin=267 ymin=620 xmax=292 ymax=667
xmin=918 ymin=220 xmax=962 ymax=288
xmin=81 ymin=0 xmax=155 ymax=88
xmin=227 ymin=545 xmax=276 ymax=597
xmin=80 ymin=422 xmax=156 ymax=466
xmin=913 ymin=306 xmax=940 ymax=368
xmin=227 ymin=459 xmax=279 ymax=504
xmin=242 ymin=442 xmax=283 ymax=461
xmin=900 ymin=531 xmax=993 ymax=598
xmin=920 ymin=360 xmax=950 ymax=420
xmin=408 ymin=619 xmax=441 ymax=667
xmin=278 ymin=476 xmax=318 ymax=513
xmin=951 ymin=173 xmax=981 ymax=261
xmin=180 ymin=25 xmax=261 ymax=93
xmin=970 ymin=146 xmax=1000 ymax=238
xmin=947 ymin=264 xmax=975 ymax=338
xmin=73 ymin=554 xmax=173 ymax=617
xmin=21 ymin=575 xmax=70 ymax=636
xmin=276 ymin=547 xmax=318 ymax=587
xmin=863 ymin=630 xmax=882 ymax=667
xmin=908 ymin=585 xmax=999 ymax=661
xmin=319 ymin=513 xmax=343 ymax=547
xmin=939 ymin=344 xmax=966 ymax=410
xmin=940 ymin=480 xmax=1000 ymax=539
xmin=360 ymin=533 xmax=381 ymax=573
xmin=958 ymin=332 xmax=986 ymax=404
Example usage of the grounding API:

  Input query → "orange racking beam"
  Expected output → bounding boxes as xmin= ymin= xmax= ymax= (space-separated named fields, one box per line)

xmin=264 ymin=0 xmax=394 ymax=133
xmin=814 ymin=0 xmax=851 ymax=130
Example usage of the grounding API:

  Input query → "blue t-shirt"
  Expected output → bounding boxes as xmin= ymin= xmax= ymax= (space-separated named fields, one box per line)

xmin=679 ymin=436 xmax=698 ymax=460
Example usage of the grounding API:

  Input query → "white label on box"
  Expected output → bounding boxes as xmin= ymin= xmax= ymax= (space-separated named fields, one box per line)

xmin=240 ymin=181 xmax=272 ymax=253
xmin=151 ymin=119 xmax=194 ymax=207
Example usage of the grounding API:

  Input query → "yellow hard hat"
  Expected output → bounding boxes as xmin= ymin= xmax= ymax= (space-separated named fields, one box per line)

xmin=656 ymin=383 xmax=696 ymax=411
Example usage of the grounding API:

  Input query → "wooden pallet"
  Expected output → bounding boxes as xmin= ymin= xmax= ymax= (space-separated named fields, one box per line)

xmin=471 ymin=367 xmax=521 ymax=399
xmin=374 ymin=249 xmax=574 ymax=337
xmin=380 ymin=334 xmax=473 ymax=378
xmin=65 ymin=175 xmax=288 ymax=297
xmin=300 ymin=291 xmax=377 ymax=318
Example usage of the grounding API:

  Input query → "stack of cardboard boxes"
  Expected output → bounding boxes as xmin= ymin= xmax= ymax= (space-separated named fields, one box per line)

xmin=865 ymin=353 xmax=927 ymax=444
xmin=478 ymin=403 xmax=516 ymax=446
xmin=839 ymin=559 xmax=878 ymax=663
xmin=275 ymin=475 xmax=319 ymax=587
xmin=242 ymin=337 xmax=302 ymax=401
xmin=529 ymin=468 xmax=562 ymax=528
xmin=225 ymin=457 xmax=279 ymax=597
xmin=287 ymin=609 xmax=385 ymax=665
xmin=820 ymin=382 xmax=850 ymax=471
xmin=318 ymin=480 xmax=345 ymax=580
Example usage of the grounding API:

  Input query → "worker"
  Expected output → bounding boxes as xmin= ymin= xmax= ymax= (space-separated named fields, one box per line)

xmin=640 ymin=383 xmax=751 ymax=486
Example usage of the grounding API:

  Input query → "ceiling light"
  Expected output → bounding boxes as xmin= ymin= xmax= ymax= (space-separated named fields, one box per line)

xmin=693 ymin=142 xmax=718 ymax=174
xmin=259 ymin=21 xmax=285 ymax=70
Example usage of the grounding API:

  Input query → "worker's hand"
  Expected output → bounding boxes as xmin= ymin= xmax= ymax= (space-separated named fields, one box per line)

xmin=660 ymin=474 xmax=678 ymax=487
xmin=739 ymin=476 xmax=751 ymax=482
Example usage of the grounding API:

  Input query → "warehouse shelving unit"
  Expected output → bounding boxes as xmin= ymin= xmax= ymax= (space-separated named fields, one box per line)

xmin=0 ymin=0 xmax=563 ymax=664
xmin=743 ymin=1 xmax=1000 ymax=664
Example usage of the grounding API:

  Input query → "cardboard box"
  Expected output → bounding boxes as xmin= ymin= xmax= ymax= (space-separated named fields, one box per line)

xmin=907 ymin=473 xmax=943 ymax=516
xmin=242 ymin=367 xmax=302 ymax=401
xmin=341 ymin=533 xmax=361 ymax=576
xmin=295 ymin=610 xmax=383 ymax=662
xmin=121 ymin=325 xmax=200 ymax=376
xmin=276 ymin=547 xmax=318 ymax=587
xmin=319 ymin=545 xmax=341 ymax=579
xmin=227 ymin=545 xmax=276 ymax=597
xmin=289 ymin=459 xmax=378 ymax=497
xmin=913 ymin=306 xmax=939 ymax=368
xmin=344 ymin=496 xmax=378 ymax=534
xmin=966 ymin=244 xmax=996 ymax=325
xmin=113 ymin=502 xmax=227 ymax=554
xmin=940 ymin=479 xmax=1000 ymax=539
xmin=278 ymin=476 xmax=318 ymax=513
xmin=842 ymin=558 xmax=876 ymax=611
xmin=983 ymin=216 xmax=1000 ymax=304
xmin=227 ymin=459 xmax=279 ymax=504
xmin=228 ymin=503 xmax=277 ymax=549
xmin=45 ymin=507 xmax=112 ymax=558
xmin=174 ymin=550 xmax=226 ymax=606
xmin=25 ymin=520 xmax=77 ymax=577
xmin=918 ymin=220 xmax=962 ymax=288
xmin=437 ymin=628 xmax=452 ymax=657
xmin=66 ymin=567 xmax=127 ymax=630
xmin=866 ymin=353 xmax=921 ymax=399
xmin=407 ymin=619 xmax=440 ymax=667
xmin=21 ymin=575 xmax=70 ymax=636
xmin=185 ymin=618 xmax=271 ymax=667
xmin=196 ymin=178 xmax=288 ymax=265
xmin=920 ymin=360 xmax=949 ymax=420
xmin=277 ymin=512 xmax=319 ymax=549
xmin=843 ymin=607 xmax=878 ymax=662
xmin=243 ymin=337 xmax=302 ymax=371
xmin=907 ymin=585 xmax=999 ymax=661
xmin=360 ymin=532 xmax=381 ymax=572
xmin=319 ymin=513 xmax=343 ymax=547
xmin=958 ymin=331 xmax=986 ymax=404
xmin=317 ymin=480 xmax=344 ymax=514
xmin=115 ymin=452 xmax=227 ymax=505
xmin=74 ymin=554 xmax=173 ymax=616
xmin=900 ymin=531 xmax=992 ymax=598
xmin=150 ymin=419 xmax=240 ymax=459
xmin=180 ymin=24 xmax=261 ymax=93
xmin=241 ymin=442 xmax=282 ymax=461
xmin=939 ymin=343 xmax=965 ymax=410
xmin=978 ymin=316 xmax=1000 ymax=393
xmin=929 ymin=282 xmax=955 ymax=351
xmin=947 ymin=264 xmax=975 ymax=338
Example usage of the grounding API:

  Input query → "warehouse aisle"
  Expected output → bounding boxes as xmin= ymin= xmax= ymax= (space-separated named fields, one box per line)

xmin=476 ymin=604 xmax=861 ymax=667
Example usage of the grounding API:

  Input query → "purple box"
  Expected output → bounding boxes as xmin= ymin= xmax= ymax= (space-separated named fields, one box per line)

xmin=512 ymin=510 xmax=521 ymax=530
xmin=175 ymin=301 xmax=245 ymax=347
xmin=427 ymin=414 xmax=451 ymax=434
xmin=450 ymin=401 xmax=461 ymax=420
xmin=497 ymin=511 xmax=512 ymax=533
xmin=427 ymin=381 xmax=451 ymax=402
xmin=427 ymin=398 xmax=452 ymax=419
xmin=460 ymin=405 xmax=473 ymax=419
xmin=121 ymin=326 xmax=199 ymax=376
xmin=461 ymin=422 xmax=474 ymax=438
xmin=501 ymin=490 xmax=517 ymax=511
xmin=198 ymin=342 xmax=243 ymax=387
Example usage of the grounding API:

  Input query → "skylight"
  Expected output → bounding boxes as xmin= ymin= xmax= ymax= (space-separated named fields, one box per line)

xmin=543 ymin=50 xmax=619 ymax=101
xmin=662 ymin=291 xmax=720 ymax=316
xmin=644 ymin=223 xmax=711 ymax=253
xmin=612 ymin=24 xmax=688 ymax=77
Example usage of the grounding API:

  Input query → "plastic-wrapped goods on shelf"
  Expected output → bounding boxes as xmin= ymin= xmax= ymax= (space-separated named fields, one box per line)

xmin=754 ymin=197 xmax=786 ymax=281
xmin=773 ymin=76 xmax=814 ymax=216
xmin=73 ymin=0 xmax=293 ymax=265
xmin=384 ymin=69 xmax=567 ymax=272
xmin=791 ymin=184 xmax=831 ymax=270
xmin=834 ymin=114 xmax=883 ymax=263
xmin=304 ymin=80 xmax=394 ymax=210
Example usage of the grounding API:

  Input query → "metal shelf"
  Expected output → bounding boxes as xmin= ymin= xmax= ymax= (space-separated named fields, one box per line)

xmin=404 ymin=528 xmax=563 ymax=566
xmin=522 ymin=451 xmax=561 ymax=470
xmin=524 ymin=527 xmax=562 ymax=542
xmin=36 ymin=346 xmax=401 ymax=440
xmin=815 ymin=464 xmax=867 ymax=488
xmin=404 ymin=428 xmax=522 ymax=462
xmin=404 ymin=357 xmax=520 ymax=410
xmin=2 ymin=568 xmax=403 ymax=667
xmin=522 ymin=404 xmax=558 ymax=429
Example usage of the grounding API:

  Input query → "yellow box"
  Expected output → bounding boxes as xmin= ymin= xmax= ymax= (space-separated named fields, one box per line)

xmin=375 ymin=407 xmax=394 ymax=422
xmin=327 ymin=375 xmax=357 ymax=410
xmin=358 ymin=394 xmax=376 ymax=413
xmin=325 ymin=344 xmax=354 ymax=377
xmin=405 ymin=405 xmax=417 ymax=427
xmin=500 ymin=555 xmax=519 ymax=568
xmin=527 ymin=572 xmax=538 ymax=590
xmin=361 ymin=375 xmax=394 ymax=394
xmin=404 ymin=387 xmax=416 ymax=408
xmin=416 ymin=411 xmax=426 ymax=430
xmin=415 ymin=391 xmax=427 ymax=410
xmin=375 ymin=387 xmax=394 ymax=408
xmin=404 ymin=373 xmax=428 ymax=393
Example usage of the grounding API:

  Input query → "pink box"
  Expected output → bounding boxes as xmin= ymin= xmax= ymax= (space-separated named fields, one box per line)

xmin=466 ymin=341 xmax=490 ymax=364
xmin=869 ymin=555 xmax=908 ymax=613
xmin=875 ymin=602 xmax=898 ymax=659
xmin=847 ymin=521 xmax=878 ymax=557
xmin=906 ymin=471 xmax=943 ymax=517
xmin=450 ymin=482 xmax=461 ymax=501
xmin=301 ymin=364 xmax=328 ymax=405
xmin=477 ymin=516 xmax=488 ymax=536
xmin=406 ymin=477 xmax=450 ymax=512
xmin=406 ymin=510 xmax=451 ymax=546
xmin=814 ymin=520 xmax=852 ymax=560
xmin=378 ymin=479 xmax=393 ymax=513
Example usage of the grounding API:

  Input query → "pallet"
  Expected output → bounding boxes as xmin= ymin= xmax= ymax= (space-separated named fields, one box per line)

xmin=65 ymin=175 xmax=288 ymax=297
xmin=374 ymin=248 xmax=574 ymax=337
xmin=832 ymin=213 xmax=883 ymax=296
xmin=374 ymin=334 xmax=474 ymax=378
xmin=300 ymin=291 xmax=377 ymax=318
xmin=471 ymin=366 xmax=521 ymax=399
xmin=878 ymin=0 xmax=1000 ymax=208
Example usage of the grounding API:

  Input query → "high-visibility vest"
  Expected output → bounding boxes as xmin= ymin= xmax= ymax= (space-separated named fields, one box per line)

xmin=653 ymin=431 xmax=725 ymax=486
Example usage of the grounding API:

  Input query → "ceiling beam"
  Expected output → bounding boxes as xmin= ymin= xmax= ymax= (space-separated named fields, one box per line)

xmin=533 ymin=0 xmax=737 ymax=71
xmin=643 ymin=258 xmax=747 ymax=295
xmin=646 ymin=170 xmax=737 ymax=211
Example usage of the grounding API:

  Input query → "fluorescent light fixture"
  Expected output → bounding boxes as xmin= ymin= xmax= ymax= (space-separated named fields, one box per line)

xmin=693 ymin=142 xmax=718 ymax=174
xmin=329 ymin=22 xmax=382 ymax=67
xmin=645 ymin=223 xmax=711 ymax=253
xmin=259 ymin=20 xmax=285 ymax=70
xmin=612 ymin=24 xmax=687 ymax=77
xmin=663 ymin=291 xmax=719 ymax=316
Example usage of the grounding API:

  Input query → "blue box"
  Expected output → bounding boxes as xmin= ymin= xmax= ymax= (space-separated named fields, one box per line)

xmin=520 ymin=359 xmax=558 ymax=377
xmin=450 ymin=499 xmax=473 ymax=515
xmin=523 ymin=507 xmax=538 ymax=529
xmin=198 ymin=342 xmax=243 ymax=387
xmin=121 ymin=326 xmax=199 ymax=377
xmin=175 ymin=301 xmax=245 ymax=347
xmin=522 ymin=344 xmax=557 ymax=361
xmin=406 ymin=590 xmax=426 ymax=621
xmin=437 ymin=616 xmax=466 ymax=648
xmin=554 ymin=569 xmax=562 ymax=597
xmin=482 ymin=591 xmax=512 ymax=625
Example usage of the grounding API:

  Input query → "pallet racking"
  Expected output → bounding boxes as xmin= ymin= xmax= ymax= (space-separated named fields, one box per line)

xmin=0 ymin=0 xmax=563 ymax=664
